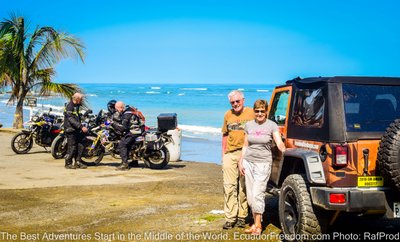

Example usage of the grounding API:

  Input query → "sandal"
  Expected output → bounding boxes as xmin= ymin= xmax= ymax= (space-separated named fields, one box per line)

xmin=251 ymin=226 xmax=262 ymax=235
xmin=244 ymin=224 xmax=256 ymax=234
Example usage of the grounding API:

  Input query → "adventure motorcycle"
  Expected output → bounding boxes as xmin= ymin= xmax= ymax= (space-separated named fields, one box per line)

xmin=85 ymin=123 xmax=172 ymax=169
xmin=50 ymin=109 xmax=103 ymax=160
xmin=11 ymin=108 xmax=63 ymax=154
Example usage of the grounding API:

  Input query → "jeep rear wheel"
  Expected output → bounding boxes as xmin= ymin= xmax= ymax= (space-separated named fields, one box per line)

xmin=279 ymin=174 xmax=322 ymax=242
xmin=377 ymin=119 xmax=400 ymax=192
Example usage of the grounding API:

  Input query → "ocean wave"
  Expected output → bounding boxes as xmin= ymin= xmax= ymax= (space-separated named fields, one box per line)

xmin=179 ymin=88 xmax=207 ymax=91
xmin=179 ymin=124 xmax=221 ymax=135
xmin=151 ymin=87 xmax=161 ymax=90
xmin=257 ymin=89 xmax=270 ymax=92
xmin=178 ymin=93 xmax=185 ymax=96
xmin=145 ymin=91 xmax=160 ymax=94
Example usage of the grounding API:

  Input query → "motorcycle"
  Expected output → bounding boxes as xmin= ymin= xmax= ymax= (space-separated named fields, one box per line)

xmin=85 ymin=123 xmax=172 ymax=169
xmin=50 ymin=109 xmax=102 ymax=160
xmin=11 ymin=108 xmax=63 ymax=154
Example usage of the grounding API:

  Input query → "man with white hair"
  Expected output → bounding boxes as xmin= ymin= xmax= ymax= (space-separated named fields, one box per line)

xmin=112 ymin=101 xmax=144 ymax=170
xmin=221 ymin=90 xmax=254 ymax=229
xmin=64 ymin=92 xmax=88 ymax=169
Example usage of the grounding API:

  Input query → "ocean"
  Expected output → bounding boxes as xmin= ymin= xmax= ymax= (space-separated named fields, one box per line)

xmin=0 ymin=83 xmax=278 ymax=163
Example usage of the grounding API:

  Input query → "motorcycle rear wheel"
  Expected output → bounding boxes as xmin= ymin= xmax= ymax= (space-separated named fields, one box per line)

xmin=11 ymin=132 xmax=33 ymax=154
xmin=144 ymin=146 xmax=170 ymax=169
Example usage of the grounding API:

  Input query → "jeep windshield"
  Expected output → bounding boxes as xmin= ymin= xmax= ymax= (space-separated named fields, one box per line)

xmin=343 ymin=83 xmax=400 ymax=133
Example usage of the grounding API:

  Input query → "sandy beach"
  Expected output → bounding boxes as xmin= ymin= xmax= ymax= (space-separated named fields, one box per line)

xmin=1 ymin=129 xmax=400 ymax=242
xmin=0 ymin=129 xmax=285 ymax=242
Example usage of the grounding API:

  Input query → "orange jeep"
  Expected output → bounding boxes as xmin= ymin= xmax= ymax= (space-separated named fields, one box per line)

xmin=267 ymin=76 xmax=400 ymax=239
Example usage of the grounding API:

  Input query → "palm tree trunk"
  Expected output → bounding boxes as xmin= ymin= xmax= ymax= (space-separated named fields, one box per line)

xmin=12 ymin=93 xmax=26 ymax=129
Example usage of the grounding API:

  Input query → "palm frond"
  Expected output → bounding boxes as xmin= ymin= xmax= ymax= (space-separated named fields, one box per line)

xmin=31 ymin=30 xmax=85 ymax=70
xmin=38 ymin=82 xmax=88 ymax=108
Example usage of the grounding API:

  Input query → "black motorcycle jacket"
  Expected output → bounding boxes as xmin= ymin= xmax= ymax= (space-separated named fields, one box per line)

xmin=64 ymin=101 xmax=83 ymax=133
xmin=111 ymin=108 xmax=144 ymax=135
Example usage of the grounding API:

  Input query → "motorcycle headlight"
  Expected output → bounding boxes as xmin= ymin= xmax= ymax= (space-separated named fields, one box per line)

xmin=32 ymin=116 xmax=39 ymax=122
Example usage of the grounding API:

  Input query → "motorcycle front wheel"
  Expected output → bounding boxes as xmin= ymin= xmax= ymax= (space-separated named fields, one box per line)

xmin=144 ymin=146 xmax=170 ymax=169
xmin=11 ymin=132 xmax=33 ymax=154
xmin=81 ymin=142 xmax=105 ymax=165
xmin=51 ymin=135 xmax=67 ymax=159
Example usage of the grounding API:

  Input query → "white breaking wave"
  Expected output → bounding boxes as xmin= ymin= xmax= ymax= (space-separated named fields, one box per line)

xmin=257 ymin=89 xmax=270 ymax=92
xmin=179 ymin=88 xmax=207 ymax=91
xmin=145 ymin=91 xmax=160 ymax=94
xmin=179 ymin=124 xmax=221 ymax=135
xmin=151 ymin=87 xmax=161 ymax=90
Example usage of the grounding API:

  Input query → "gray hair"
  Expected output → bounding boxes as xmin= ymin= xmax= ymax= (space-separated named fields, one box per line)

xmin=228 ymin=90 xmax=244 ymax=100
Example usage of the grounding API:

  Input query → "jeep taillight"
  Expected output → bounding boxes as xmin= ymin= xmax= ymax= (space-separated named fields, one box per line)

xmin=334 ymin=144 xmax=348 ymax=166
xmin=329 ymin=193 xmax=346 ymax=204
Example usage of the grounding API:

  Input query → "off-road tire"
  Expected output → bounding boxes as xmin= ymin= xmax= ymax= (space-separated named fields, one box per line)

xmin=144 ymin=146 xmax=169 ymax=169
xmin=279 ymin=174 xmax=322 ymax=242
xmin=81 ymin=142 xmax=105 ymax=165
xmin=11 ymin=132 xmax=33 ymax=154
xmin=51 ymin=135 xmax=67 ymax=159
xmin=377 ymin=119 xmax=400 ymax=192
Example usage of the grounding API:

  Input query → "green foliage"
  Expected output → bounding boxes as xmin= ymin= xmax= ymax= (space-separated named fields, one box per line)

xmin=199 ymin=213 xmax=224 ymax=222
xmin=0 ymin=14 xmax=86 ymax=128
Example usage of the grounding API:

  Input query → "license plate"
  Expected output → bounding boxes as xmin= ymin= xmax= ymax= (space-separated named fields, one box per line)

xmin=357 ymin=176 xmax=384 ymax=187
xmin=394 ymin=202 xmax=400 ymax=218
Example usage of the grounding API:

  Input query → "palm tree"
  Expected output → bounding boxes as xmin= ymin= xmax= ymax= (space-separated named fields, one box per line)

xmin=0 ymin=14 xmax=85 ymax=128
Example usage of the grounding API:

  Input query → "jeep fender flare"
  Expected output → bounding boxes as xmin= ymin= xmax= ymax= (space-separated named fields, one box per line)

xmin=278 ymin=148 xmax=326 ymax=186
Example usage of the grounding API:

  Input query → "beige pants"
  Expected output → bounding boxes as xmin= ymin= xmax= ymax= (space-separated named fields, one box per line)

xmin=222 ymin=150 xmax=248 ymax=222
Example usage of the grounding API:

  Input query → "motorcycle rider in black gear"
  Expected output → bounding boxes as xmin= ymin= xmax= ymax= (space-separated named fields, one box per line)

xmin=64 ymin=93 xmax=88 ymax=169
xmin=112 ymin=101 xmax=144 ymax=170
xmin=107 ymin=99 xmax=117 ymax=115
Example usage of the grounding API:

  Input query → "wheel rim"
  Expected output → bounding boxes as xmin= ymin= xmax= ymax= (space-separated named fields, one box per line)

xmin=56 ymin=139 xmax=67 ymax=157
xmin=14 ymin=134 xmax=31 ymax=151
xmin=147 ymin=150 xmax=165 ymax=165
xmin=83 ymin=147 xmax=100 ymax=162
xmin=283 ymin=189 xmax=299 ymax=234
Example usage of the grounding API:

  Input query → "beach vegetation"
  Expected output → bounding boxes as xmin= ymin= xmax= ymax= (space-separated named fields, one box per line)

xmin=199 ymin=213 xmax=224 ymax=222
xmin=0 ymin=14 xmax=85 ymax=128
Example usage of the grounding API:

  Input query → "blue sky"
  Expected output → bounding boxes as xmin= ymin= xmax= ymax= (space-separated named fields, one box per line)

xmin=1 ymin=0 xmax=400 ymax=84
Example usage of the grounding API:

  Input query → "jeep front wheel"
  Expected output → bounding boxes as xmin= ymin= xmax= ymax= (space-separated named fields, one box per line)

xmin=279 ymin=174 xmax=322 ymax=241
xmin=377 ymin=119 xmax=400 ymax=192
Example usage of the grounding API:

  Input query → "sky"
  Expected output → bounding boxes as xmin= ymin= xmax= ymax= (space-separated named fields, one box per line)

xmin=1 ymin=0 xmax=400 ymax=84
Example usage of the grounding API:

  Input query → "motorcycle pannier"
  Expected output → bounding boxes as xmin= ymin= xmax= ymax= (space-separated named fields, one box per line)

xmin=157 ymin=113 xmax=177 ymax=132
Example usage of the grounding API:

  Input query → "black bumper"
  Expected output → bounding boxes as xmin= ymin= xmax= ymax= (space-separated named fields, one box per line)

xmin=310 ymin=187 xmax=387 ymax=213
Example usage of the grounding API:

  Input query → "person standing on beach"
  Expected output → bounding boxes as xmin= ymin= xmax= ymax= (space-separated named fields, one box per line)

xmin=238 ymin=99 xmax=286 ymax=235
xmin=64 ymin=93 xmax=88 ymax=169
xmin=112 ymin=101 xmax=144 ymax=170
xmin=221 ymin=90 xmax=255 ymax=229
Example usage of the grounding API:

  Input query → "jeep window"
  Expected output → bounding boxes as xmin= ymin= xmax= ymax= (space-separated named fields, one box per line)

xmin=268 ymin=91 xmax=289 ymax=125
xmin=343 ymin=84 xmax=400 ymax=132
xmin=291 ymin=88 xmax=325 ymax=128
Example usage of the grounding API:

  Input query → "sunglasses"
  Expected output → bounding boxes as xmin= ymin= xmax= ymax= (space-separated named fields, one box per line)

xmin=230 ymin=99 xmax=242 ymax=105
xmin=255 ymin=109 xmax=266 ymax=114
